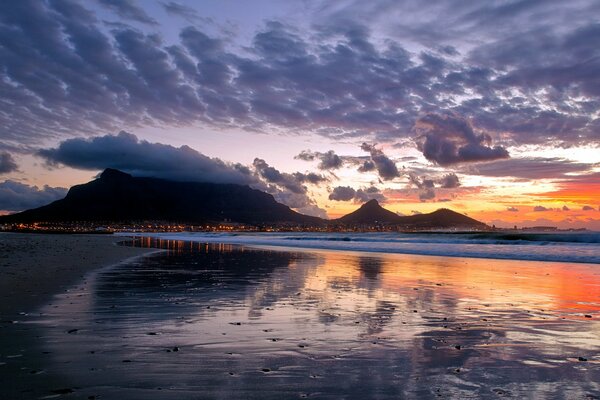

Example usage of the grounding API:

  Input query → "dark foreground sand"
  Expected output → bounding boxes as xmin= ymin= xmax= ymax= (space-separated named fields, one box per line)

xmin=0 ymin=233 xmax=153 ymax=317
xmin=0 ymin=233 xmax=154 ymax=399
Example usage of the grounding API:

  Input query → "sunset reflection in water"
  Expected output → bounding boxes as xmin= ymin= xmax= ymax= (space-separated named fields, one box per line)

xmin=38 ymin=239 xmax=600 ymax=399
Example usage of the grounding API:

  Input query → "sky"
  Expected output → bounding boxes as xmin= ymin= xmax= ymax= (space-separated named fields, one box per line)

xmin=0 ymin=0 xmax=599 ymax=228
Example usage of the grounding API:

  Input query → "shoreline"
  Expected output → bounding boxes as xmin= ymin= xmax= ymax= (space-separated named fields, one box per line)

xmin=118 ymin=231 xmax=600 ymax=265
xmin=0 ymin=233 xmax=156 ymax=399
xmin=0 ymin=233 xmax=155 ymax=318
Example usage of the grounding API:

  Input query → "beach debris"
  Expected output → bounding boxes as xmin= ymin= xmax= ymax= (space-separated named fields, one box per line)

xmin=584 ymin=315 xmax=592 ymax=318
xmin=173 ymin=346 xmax=180 ymax=352
xmin=454 ymin=345 xmax=461 ymax=350
xmin=122 ymin=359 xmax=132 ymax=363
xmin=261 ymin=368 xmax=271 ymax=372
xmin=578 ymin=357 xmax=588 ymax=362
xmin=67 ymin=328 xmax=79 ymax=334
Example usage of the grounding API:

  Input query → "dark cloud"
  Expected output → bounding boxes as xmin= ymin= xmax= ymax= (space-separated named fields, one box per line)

xmin=295 ymin=150 xmax=343 ymax=170
xmin=253 ymin=158 xmax=305 ymax=194
xmin=37 ymin=131 xmax=255 ymax=185
xmin=533 ymin=206 xmax=549 ymax=212
xmin=0 ymin=152 xmax=18 ymax=174
xmin=354 ymin=186 xmax=387 ymax=203
xmin=438 ymin=173 xmax=460 ymax=188
xmin=292 ymin=172 xmax=328 ymax=185
xmin=562 ymin=205 xmax=570 ymax=211
xmin=251 ymin=158 xmax=327 ymax=218
xmin=415 ymin=113 xmax=509 ymax=166
xmin=329 ymin=186 xmax=356 ymax=202
xmin=0 ymin=1 xmax=599 ymax=156
xmin=357 ymin=160 xmax=376 ymax=173
xmin=507 ymin=207 xmax=519 ymax=212
xmin=360 ymin=143 xmax=400 ymax=180
xmin=582 ymin=205 xmax=595 ymax=211
xmin=407 ymin=172 xmax=460 ymax=201
xmin=96 ymin=0 xmax=157 ymax=25
xmin=0 ymin=180 xmax=67 ymax=211
xmin=328 ymin=185 xmax=386 ymax=203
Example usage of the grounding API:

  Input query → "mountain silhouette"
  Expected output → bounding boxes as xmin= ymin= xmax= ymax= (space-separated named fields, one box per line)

xmin=0 ymin=169 xmax=323 ymax=225
xmin=334 ymin=199 xmax=487 ymax=230
xmin=0 ymin=169 xmax=488 ymax=230
xmin=336 ymin=199 xmax=401 ymax=224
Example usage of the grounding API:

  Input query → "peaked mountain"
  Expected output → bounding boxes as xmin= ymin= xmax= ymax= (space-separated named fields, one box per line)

xmin=336 ymin=199 xmax=402 ymax=224
xmin=334 ymin=199 xmax=488 ymax=230
xmin=0 ymin=169 xmax=324 ymax=225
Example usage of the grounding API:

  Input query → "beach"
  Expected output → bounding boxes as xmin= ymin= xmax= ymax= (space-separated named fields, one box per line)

xmin=1 ymin=233 xmax=600 ymax=399
xmin=0 ymin=233 xmax=154 ymax=399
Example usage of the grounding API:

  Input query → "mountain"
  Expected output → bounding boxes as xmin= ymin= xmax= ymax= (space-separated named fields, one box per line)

xmin=333 ymin=199 xmax=488 ymax=230
xmin=396 ymin=208 xmax=488 ymax=230
xmin=336 ymin=199 xmax=402 ymax=225
xmin=0 ymin=169 xmax=324 ymax=225
xmin=0 ymin=170 xmax=488 ymax=230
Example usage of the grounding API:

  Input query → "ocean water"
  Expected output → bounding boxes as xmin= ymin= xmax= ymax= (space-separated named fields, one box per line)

xmin=119 ymin=231 xmax=600 ymax=264
xmin=32 ymin=240 xmax=600 ymax=399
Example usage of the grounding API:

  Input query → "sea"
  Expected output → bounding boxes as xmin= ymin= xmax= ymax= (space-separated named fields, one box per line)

xmin=118 ymin=231 xmax=600 ymax=264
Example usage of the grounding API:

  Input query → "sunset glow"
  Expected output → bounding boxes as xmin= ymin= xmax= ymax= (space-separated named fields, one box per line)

xmin=0 ymin=1 xmax=598 ymax=229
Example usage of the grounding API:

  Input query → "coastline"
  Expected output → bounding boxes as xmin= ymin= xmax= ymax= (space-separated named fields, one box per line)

xmin=119 ymin=231 xmax=600 ymax=265
xmin=0 ymin=233 xmax=155 ymax=318
xmin=0 ymin=233 xmax=156 ymax=399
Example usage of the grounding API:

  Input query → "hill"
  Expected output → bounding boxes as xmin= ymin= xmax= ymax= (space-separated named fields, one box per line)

xmin=333 ymin=199 xmax=487 ymax=230
xmin=335 ymin=199 xmax=402 ymax=224
xmin=0 ymin=169 xmax=324 ymax=225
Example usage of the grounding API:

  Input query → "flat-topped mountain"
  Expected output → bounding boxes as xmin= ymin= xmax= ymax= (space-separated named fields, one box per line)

xmin=0 ymin=169 xmax=323 ymax=225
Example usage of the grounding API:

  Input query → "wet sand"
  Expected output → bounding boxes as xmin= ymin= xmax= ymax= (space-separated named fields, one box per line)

xmin=0 ymin=233 xmax=154 ymax=399
xmin=17 ymin=238 xmax=600 ymax=399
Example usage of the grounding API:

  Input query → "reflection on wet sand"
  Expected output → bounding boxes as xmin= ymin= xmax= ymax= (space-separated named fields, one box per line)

xmin=37 ymin=238 xmax=600 ymax=399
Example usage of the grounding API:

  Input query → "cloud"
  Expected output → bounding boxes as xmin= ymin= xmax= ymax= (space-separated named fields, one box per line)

xmin=161 ymin=1 xmax=201 ymax=22
xmin=582 ymin=205 xmax=595 ymax=211
xmin=354 ymin=186 xmax=387 ymax=203
xmin=38 ymin=131 xmax=256 ymax=185
xmin=415 ymin=113 xmax=509 ymax=166
xmin=466 ymin=157 xmax=592 ymax=179
xmin=0 ymin=180 xmax=67 ymax=211
xmin=253 ymin=158 xmax=305 ymax=194
xmin=438 ymin=173 xmax=460 ymax=188
xmin=295 ymin=150 xmax=343 ymax=170
xmin=96 ymin=0 xmax=157 ymax=25
xmin=360 ymin=143 xmax=400 ymax=180
xmin=328 ymin=185 xmax=386 ymax=203
xmin=533 ymin=206 xmax=550 ymax=212
xmin=329 ymin=186 xmax=356 ymax=201
xmin=419 ymin=188 xmax=436 ymax=201
xmin=507 ymin=206 xmax=519 ymax=212
xmin=251 ymin=158 xmax=327 ymax=218
xmin=406 ymin=172 xmax=461 ymax=201
xmin=292 ymin=172 xmax=328 ymax=185
xmin=1 ymin=1 xmax=599 ymax=162
xmin=0 ymin=152 xmax=18 ymax=174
